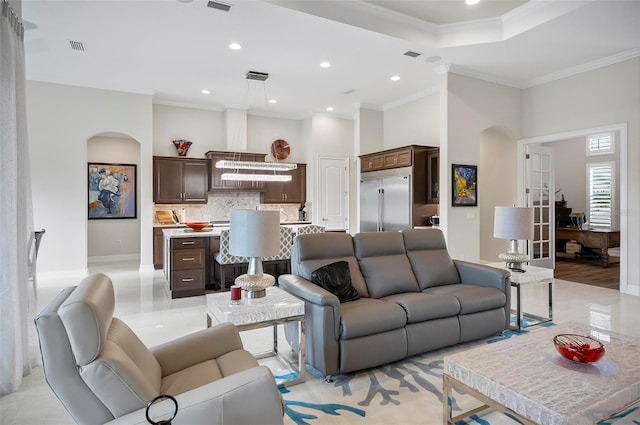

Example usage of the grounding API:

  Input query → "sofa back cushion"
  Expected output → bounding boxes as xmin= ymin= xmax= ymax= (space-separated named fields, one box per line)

xmin=354 ymin=232 xmax=419 ymax=298
xmin=291 ymin=232 xmax=369 ymax=297
xmin=402 ymin=229 xmax=460 ymax=289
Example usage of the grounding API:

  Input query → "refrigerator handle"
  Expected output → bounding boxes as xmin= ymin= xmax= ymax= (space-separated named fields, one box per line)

xmin=378 ymin=188 xmax=384 ymax=232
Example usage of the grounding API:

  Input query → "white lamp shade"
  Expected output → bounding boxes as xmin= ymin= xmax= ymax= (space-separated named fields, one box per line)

xmin=494 ymin=206 xmax=534 ymax=240
xmin=229 ymin=209 xmax=280 ymax=257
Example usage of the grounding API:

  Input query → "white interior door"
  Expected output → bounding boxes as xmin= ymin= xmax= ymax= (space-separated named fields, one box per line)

xmin=317 ymin=156 xmax=348 ymax=231
xmin=525 ymin=145 xmax=555 ymax=268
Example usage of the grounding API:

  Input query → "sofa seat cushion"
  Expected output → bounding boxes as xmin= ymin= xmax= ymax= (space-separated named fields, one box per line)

xmin=339 ymin=298 xmax=406 ymax=339
xmin=424 ymin=284 xmax=506 ymax=315
xmin=383 ymin=292 xmax=460 ymax=323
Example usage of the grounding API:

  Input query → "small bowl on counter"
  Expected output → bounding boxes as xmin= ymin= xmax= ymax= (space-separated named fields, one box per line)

xmin=553 ymin=334 xmax=606 ymax=363
xmin=184 ymin=222 xmax=210 ymax=232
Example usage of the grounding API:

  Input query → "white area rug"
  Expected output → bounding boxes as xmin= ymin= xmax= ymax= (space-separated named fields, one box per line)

xmin=277 ymin=323 xmax=640 ymax=425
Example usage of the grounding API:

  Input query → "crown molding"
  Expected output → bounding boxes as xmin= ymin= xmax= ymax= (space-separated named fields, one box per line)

xmin=523 ymin=48 xmax=640 ymax=88
xmin=448 ymin=64 xmax=523 ymax=89
xmin=153 ymin=99 xmax=225 ymax=112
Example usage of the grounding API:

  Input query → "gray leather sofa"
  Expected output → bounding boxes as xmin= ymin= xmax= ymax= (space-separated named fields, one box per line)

xmin=278 ymin=229 xmax=511 ymax=378
xmin=35 ymin=273 xmax=284 ymax=425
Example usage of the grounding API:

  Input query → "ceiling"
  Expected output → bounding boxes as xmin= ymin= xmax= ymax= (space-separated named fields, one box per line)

xmin=22 ymin=0 xmax=640 ymax=119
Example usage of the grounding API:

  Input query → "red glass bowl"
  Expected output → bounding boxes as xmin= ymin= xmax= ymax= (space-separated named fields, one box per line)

xmin=185 ymin=222 xmax=209 ymax=231
xmin=553 ymin=334 xmax=605 ymax=363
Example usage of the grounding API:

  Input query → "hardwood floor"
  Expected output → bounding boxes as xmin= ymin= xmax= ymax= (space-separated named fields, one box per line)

xmin=555 ymin=258 xmax=620 ymax=290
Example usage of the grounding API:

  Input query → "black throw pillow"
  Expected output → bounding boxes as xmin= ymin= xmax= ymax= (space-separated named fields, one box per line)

xmin=311 ymin=261 xmax=360 ymax=303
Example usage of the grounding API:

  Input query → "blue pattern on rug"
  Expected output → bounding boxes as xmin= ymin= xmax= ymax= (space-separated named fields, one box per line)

xmin=283 ymin=400 xmax=366 ymax=425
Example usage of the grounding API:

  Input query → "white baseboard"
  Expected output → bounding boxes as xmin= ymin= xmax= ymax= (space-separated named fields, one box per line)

xmin=88 ymin=254 xmax=141 ymax=264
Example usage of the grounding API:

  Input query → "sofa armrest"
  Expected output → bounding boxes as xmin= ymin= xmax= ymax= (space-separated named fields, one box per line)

xmin=453 ymin=260 xmax=511 ymax=293
xmin=105 ymin=366 xmax=284 ymax=425
xmin=278 ymin=274 xmax=340 ymax=307
xmin=151 ymin=322 xmax=244 ymax=376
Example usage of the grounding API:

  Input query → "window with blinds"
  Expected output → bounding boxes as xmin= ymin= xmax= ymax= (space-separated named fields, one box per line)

xmin=586 ymin=132 xmax=615 ymax=156
xmin=588 ymin=162 xmax=614 ymax=228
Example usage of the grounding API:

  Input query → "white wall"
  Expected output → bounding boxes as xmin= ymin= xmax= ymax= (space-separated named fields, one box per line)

xmin=523 ymin=58 xmax=639 ymax=294
xmin=26 ymin=82 xmax=153 ymax=276
xmin=87 ymin=135 xmax=141 ymax=258
xmin=152 ymin=104 xmax=225 ymax=157
xmin=247 ymin=115 xmax=303 ymax=163
xmin=384 ymin=93 xmax=440 ymax=149
xmin=358 ymin=108 xmax=384 ymax=155
xmin=444 ymin=73 xmax=522 ymax=262
xmin=479 ymin=127 xmax=518 ymax=262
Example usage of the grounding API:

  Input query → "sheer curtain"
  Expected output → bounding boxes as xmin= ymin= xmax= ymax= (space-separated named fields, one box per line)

xmin=0 ymin=0 xmax=37 ymax=395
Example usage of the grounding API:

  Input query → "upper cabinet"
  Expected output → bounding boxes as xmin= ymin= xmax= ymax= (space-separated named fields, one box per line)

xmin=426 ymin=148 xmax=439 ymax=204
xmin=206 ymin=151 xmax=266 ymax=191
xmin=360 ymin=146 xmax=415 ymax=172
xmin=261 ymin=164 xmax=306 ymax=204
xmin=153 ymin=156 xmax=209 ymax=204
xmin=359 ymin=145 xmax=439 ymax=206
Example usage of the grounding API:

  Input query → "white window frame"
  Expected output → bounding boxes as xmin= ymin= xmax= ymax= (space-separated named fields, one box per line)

xmin=586 ymin=132 xmax=615 ymax=156
xmin=587 ymin=161 xmax=615 ymax=229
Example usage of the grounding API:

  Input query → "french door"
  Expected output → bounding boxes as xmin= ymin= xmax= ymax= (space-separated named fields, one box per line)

xmin=525 ymin=145 xmax=555 ymax=268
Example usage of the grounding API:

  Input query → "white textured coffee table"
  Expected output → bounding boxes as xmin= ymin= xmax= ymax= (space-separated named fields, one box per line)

xmin=206 ymin=286 xmax=305 ymax=387
xmin=443 ymin=322 xmax=640 ymax=424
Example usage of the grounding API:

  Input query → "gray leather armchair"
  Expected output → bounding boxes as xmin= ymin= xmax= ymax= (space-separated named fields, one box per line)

xmin=34 ymin=273 xmax=284 ymax=425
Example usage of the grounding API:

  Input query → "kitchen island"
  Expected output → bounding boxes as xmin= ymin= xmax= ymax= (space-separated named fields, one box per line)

xmin=162 ymin=222 xmax=318 ymax=299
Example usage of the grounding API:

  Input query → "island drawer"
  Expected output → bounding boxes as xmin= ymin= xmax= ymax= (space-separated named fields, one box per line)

xmin=172 ymin=248 xmax=206 ymax=270
xmin=170 ymin=269 xmax=205 ymax=296
xmin=171 ymin=237 xmax=206 ymax=249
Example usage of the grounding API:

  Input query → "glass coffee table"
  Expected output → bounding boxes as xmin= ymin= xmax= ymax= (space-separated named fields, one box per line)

xmin=443 ymin=322 xmax=640 ymax=424
xmin=206 ymin=286 xmax=305 ymax=387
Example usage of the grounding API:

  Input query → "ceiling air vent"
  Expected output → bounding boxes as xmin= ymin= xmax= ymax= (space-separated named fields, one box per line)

xmin=343 ymin=88 xmax=356 ymax=95
xmin=207 ymin=1 xmax=231 ymax=12
xmin=246 ymin=71 xmax=269 ymax=81
xmin=403 ymin=50 xmax=421 ymax=58
xmin=69 ymin=40 xmax=85 ymax=51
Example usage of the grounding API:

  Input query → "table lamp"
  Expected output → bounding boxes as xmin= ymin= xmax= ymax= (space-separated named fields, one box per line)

xmin=229 ymin=209 xmax=280 ymax=298
xmin=494 ymin=206 xmax=534 ymax=272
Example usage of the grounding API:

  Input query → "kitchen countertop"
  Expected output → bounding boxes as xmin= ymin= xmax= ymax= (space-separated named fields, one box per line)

xmin=155 ymin=221 xmax=311 ymax=228
xmin=162 ymin=222 xmax=314 ymax=238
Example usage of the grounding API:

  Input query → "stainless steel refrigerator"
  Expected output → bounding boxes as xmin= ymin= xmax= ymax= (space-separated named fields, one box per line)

xmin=360 ymin=168 xmax=412 ymax=232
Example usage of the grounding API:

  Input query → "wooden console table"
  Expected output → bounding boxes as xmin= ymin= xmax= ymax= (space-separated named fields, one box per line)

xmin=556 ymin=227 xmax=620 ymax=267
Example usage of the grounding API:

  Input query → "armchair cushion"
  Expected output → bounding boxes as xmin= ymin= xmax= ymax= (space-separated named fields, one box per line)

xmin=311 ymin=261 xmax=360 ymax=303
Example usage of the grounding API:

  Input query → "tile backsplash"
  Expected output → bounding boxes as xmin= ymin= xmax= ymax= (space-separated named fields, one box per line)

xmin=154 ymin=192 xmax=308 ymax=224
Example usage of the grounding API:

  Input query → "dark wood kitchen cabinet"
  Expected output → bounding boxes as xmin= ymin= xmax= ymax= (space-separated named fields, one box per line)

xmin=168 ymin=237 xmax=207 ymax=299
xmin=261 ymin=164 xmax=306 ymax=204
xmin=205 ymin=151 xmax=266 ymax=191
xmin=426 ymin=148 xmax=439 ymax=204
xmin=153 ymin=156 xmax=208 ymax=204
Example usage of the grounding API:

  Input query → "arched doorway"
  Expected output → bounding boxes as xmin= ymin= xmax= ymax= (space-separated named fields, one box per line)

xmin=87 ymin=132 xmax=141 ymax=264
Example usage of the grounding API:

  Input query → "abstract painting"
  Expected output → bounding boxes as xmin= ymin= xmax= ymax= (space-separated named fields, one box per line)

xmin=88 ymin=163 xmax=137 ymax=219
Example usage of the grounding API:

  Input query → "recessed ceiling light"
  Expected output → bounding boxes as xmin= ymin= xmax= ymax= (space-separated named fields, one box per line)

xmin=326 ymin=107 xmax=334 ymax=111
xmin=426 ymin=55 xmax=441 ymax=63
xmin=466 ymin=0 xmax=480 ymax=5
xmin=201 ymin=89 xmax=210 ymax=94
xmin=390 ymin=75 xmax=400 ymax=81
xmin=269 ymin=99 xmax=277 ymax=104
xmin=320 ymin=61 xmax=331 ymax=68
xmin=229 ymin=43 xmax=241 ymax=50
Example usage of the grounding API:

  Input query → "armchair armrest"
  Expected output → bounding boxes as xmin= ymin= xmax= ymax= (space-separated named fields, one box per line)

xmin=105 ymin=366 xmax=284 ymax=425
xmin=151 ymin=322 xmax=244 ymax=377
xmin=454 ymin=260 xmax=510 ymax=293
